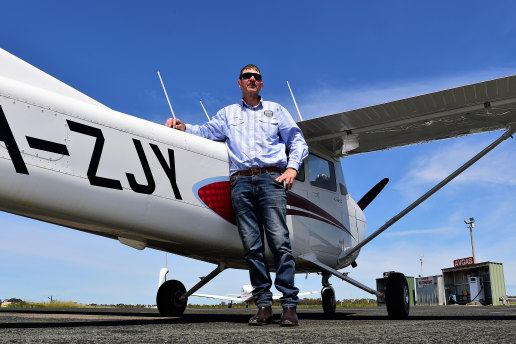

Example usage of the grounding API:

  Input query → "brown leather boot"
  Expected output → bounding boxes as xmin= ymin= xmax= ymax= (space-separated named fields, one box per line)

xmin=248 ymin=306 xmax=273 ymax=326
xmin=280 ymin=306 xmax=298 ymax=326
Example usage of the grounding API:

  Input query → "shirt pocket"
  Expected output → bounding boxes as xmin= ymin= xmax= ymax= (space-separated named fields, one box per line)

xmin=228 ymin=116 xmax=244 ymax=126
xmin=258 ymin=116 xmax=279 ymax=138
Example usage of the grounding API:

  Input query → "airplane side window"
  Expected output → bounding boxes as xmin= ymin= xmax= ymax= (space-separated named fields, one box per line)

xmin=308 ymin=154 xmax=337 ymax=192
xmin=295 ymin=160 xmax=305 ymax=182
xmin=336 ymin=164 xmax=348 ymax=195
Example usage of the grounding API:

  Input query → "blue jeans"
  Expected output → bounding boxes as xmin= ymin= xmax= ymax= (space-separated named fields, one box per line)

xmin=230 ymin=171 xmax=299 ymax=308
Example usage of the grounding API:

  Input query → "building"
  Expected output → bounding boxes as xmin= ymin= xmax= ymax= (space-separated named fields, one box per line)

xmin=415 ymin=275 xmax=446 ymax=305
xmin=441 ymin=261 xmax=506 ymax=305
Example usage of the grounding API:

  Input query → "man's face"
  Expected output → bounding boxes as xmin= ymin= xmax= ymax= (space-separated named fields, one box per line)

xmin=238 ymin=68 xmax=263 ymax=95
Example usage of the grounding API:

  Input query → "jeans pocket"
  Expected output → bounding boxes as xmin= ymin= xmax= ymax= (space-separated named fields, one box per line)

xmin=267 ymin=171 xmax=285 ymax=188
xmin=230 ymin=176 xmax=238 ymax=190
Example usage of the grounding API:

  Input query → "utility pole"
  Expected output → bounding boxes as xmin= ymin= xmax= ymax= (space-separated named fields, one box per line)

xmin=419 ymin=255 xmax=424 ymax=277
xmin=464 ymin=217 xmax=476 ymax=263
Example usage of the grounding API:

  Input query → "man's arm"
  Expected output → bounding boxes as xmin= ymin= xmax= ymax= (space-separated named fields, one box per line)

xmin=165 ymin=111 xmax=227 ymax=141
xmin=275 ymin=105 xmax=309 ymax=190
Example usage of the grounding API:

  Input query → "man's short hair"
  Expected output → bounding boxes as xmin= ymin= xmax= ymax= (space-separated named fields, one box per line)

xmin=239 ymin=64 xmax=261 ymax=79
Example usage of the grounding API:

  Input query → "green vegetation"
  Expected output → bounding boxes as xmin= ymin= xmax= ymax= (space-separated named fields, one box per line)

xmin=1 ymin=298 xmax=153 ymax=309
xmin=2 ymin=297 xmax=377 ymax=309
xmin=7 ymin=301 xmax=85 ymax=309
xmin=187 ymin=298 xmax=377 ymax=308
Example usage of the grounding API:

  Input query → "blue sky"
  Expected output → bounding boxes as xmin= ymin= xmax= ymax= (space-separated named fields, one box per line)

xmin=1 ymin=1 xmax=516 ymax=305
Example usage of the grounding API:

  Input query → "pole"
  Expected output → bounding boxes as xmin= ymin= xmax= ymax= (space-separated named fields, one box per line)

xmin=200 ymin=100 xmax=210 ymax=121
xmin=286 ymin=81 xmax=303 ymax=121
xmin=469 ymin=224 xmax=476 ymax=262
xmin=157 ymin=71 xmax=177 ymax=124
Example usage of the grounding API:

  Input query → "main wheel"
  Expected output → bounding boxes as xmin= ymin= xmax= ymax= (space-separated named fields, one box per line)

xmin=322 ymin=286 xmax=336 ymax=315
xmin=156 ymin=280 xmax=187 ymax=316
xmin=385 ymin=272 xmax=410 ymax=319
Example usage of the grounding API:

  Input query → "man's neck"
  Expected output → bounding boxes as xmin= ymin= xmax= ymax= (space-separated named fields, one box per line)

xmin=242 ymin=94 xmax=261 ymax=107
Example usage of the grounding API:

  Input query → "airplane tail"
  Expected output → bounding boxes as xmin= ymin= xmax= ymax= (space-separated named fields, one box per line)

xmin=0 ymin=48 xmax=108 ymax=108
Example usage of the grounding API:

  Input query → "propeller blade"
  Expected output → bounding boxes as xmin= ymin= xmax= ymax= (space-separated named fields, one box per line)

xmin=357 ymin=178 xmax=389 ymax=210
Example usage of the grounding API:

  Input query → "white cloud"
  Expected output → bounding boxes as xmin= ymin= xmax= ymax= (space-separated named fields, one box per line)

xmin=392 ymin=137 xmax=516 ymax=200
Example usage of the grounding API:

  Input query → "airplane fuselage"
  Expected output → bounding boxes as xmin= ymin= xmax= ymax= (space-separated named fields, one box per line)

xmin=0 ymin=74 xmax=365 ymax=272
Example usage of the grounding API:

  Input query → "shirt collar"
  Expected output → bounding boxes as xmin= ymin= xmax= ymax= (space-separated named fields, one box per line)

xmin=241 ymin=96 xmax=263 ymax=109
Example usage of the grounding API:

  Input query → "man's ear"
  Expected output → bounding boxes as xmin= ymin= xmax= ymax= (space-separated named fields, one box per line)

xmin=237 ymin=78 xmax=243 ymax=90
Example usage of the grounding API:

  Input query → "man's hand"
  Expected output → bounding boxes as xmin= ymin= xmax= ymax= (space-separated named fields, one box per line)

xmin=165 ymin=118 xmax=186 ymax=131
xmin=276 ymin=168 xmax=297 ymax=190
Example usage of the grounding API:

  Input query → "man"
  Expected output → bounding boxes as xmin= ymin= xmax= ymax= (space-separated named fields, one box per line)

xmin=166 ymin=64 xmax=308 ymax=326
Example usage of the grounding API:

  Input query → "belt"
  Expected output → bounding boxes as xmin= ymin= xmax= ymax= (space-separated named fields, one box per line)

xmin=230 ymin=167 xmax=283 ymax=178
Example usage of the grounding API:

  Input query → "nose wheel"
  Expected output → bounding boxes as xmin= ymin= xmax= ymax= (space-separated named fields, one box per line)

xmin=321 ymin=273 xmax=336 ymax=315
xmin=157 ymin=280 xmax=187 ymax=316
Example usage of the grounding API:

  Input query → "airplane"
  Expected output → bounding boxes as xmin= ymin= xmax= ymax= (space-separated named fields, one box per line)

xmin=191 ymin=284 xmax=317 ymax=308
xmin=1 ymin=47 xmax=515 ymax=319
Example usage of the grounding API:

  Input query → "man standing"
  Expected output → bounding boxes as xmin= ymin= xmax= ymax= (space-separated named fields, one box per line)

xmin=166 ymin=64 xmax=308 ymax=326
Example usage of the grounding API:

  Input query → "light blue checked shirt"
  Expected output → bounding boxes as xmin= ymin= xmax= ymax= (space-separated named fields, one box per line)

xmin=186 ymin=98 xmax=308 ymax=175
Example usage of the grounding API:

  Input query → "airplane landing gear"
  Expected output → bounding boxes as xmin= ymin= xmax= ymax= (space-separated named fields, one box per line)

xmin=156 ymin=263 xmax=226 ymax=317
xmin=385 ymin=272 xmax=410 ymax=320
xmin=157 ymin=280 xmax=187 ymax=316
xmin=321 ymin=273 xmax=336 ymax=315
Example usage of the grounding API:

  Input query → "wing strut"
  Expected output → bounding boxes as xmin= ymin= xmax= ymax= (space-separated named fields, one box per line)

xmin=340 ymin=125 xmax=516 ymax=261
xmin=298 ymin=253 xmax=383 ymax=297
xmin=180 ymin=262 xmax=226 ymax=300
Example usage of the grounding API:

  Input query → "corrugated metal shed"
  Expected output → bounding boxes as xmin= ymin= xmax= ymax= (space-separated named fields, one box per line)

xmin=416 ymin=275 xmax=445 ymax=306
xmin=442 ymin=262 xmax=506 ymax=305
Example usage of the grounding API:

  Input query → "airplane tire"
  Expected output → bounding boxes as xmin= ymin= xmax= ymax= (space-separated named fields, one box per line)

xmin=156 ymin=280 xmax=187 ymax=316
xmin=322 ymin=286 xmax=336 ymax=316
xmin=385 ymin=272 xmax=410 ymax=319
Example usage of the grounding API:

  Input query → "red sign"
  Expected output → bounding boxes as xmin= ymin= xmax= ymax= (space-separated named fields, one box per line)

xmin=418 ymin=279 xmax=433 ymax=286
xmin=453 ymin=257 xmax=475 ymax=267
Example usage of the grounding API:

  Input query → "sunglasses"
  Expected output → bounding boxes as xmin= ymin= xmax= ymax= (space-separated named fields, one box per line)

xmin=240 ymin=72 xmax=262 ymax=81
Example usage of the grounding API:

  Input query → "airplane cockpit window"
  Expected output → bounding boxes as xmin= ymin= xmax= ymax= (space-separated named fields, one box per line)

xmin=308 ymin=154 xmax=337 ymax=192
xmin=295 ymin=160 xmax=305 ymax=182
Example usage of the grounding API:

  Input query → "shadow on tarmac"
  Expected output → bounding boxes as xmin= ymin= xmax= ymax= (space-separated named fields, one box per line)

xmin=1 ymin=308 xmax=516 ymax=329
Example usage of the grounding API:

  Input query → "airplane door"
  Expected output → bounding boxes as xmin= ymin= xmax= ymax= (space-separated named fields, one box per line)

xmin=306 ymin=153 xmax=343 ymax=264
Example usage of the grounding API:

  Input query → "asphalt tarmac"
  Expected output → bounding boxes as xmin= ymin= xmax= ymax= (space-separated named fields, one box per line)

xmin=1 ymin=305 xmax=515 ymax=343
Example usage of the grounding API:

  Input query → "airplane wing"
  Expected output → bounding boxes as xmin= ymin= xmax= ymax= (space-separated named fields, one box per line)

xmin=194 ymin=291 xmax=317 ymax=302
xmin=191 ymin=293 xmax=245 ymax=302
xmin=272 ymin=291 xmax=318 ymax=300
xmin=298 ymin=75 xmax=516 ymax=158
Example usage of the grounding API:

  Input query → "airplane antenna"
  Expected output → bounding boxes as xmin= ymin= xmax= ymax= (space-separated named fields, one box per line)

xmin=157 ymin=71 xmax=177 ymax=121
xmin=286 ymin=80 xmax=303 ymax=121
xmin=199 ymin=100 xmax=211 ymax=121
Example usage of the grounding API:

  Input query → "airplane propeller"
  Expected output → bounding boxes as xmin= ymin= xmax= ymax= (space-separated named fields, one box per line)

xmin=357 ymin=178 xmax=389 ymax=211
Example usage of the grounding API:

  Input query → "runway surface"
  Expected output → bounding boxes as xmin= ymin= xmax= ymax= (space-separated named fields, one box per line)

xmin=1 ymin=306 xmax=515 ymax=343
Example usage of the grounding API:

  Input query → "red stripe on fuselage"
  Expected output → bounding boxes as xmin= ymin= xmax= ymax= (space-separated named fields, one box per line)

xmin=197 ymin=181 xmax=350 ymax=235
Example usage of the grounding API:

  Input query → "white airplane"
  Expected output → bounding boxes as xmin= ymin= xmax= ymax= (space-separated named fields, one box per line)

xmin=191 ymin=284 xmax=317 ymax=308
xmin=1 ymin=47 xmax=515 ymax=319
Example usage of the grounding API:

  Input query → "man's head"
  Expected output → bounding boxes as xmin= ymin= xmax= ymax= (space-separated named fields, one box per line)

xmin=239 ymin=64 xmax=261 ymax=80
xmin=238 ymin=64 xmax=263 ymax=99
